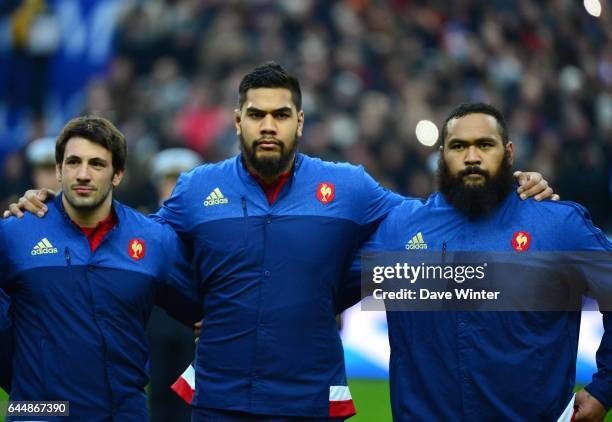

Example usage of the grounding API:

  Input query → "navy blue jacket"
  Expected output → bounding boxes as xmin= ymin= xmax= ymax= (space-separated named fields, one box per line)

xmin=0 ymin=288 xmax=11 ymax=392
xmin=0 ymin=195 xmax=201 ymax=421
xmin=361 ymin=192 xmax=612 ymax=421
xmin=156 ymin=153 xmax=402 ymax=417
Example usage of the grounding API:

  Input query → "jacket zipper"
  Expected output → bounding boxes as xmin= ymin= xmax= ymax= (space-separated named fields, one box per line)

xmin=442 ymin=242 xmax=447 ymax=262
xmin=64 ymin=247 xmax=71 ymax=266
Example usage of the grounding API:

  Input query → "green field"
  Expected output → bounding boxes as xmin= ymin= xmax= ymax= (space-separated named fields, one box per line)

xmin=1 ymin=381 xmax=610 ymax=421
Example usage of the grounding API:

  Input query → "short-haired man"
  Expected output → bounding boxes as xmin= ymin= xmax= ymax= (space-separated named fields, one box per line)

xmin=0 ymin=116 xmax=201 ymax=420
xmin=5 ymin=66 xmax=555 ymax=421
xmin=357 ymin=103 xmax=611 ymax=421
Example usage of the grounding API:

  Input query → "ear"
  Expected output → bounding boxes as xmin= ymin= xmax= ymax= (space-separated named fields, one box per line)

xmin=234 ymin=109 xmax=241 ymax=135
xmin=297 ymin=110 xmax=305 ymax=137
xmin=112 ymin=169 xmax=125 ymax=188
xmin=56 ymin=163 xmax=62 ymax=182
xmin=506 ymin=141 xmax=514 ymax=165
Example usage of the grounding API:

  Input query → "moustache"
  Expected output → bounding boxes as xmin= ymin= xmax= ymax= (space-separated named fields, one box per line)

xmin=458 ymin=166 xmax=489 ymax=178
xmin=254 ymin=137 xmax=283 ymax=145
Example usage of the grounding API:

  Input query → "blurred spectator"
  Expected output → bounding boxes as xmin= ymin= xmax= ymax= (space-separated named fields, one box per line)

xmin=25 ymin=136 xmax=60 ymax=191
xmin=150 ymin=147 xmax=202 ymax=204
xmin=146 ymin=147 xmax=202 ymax=422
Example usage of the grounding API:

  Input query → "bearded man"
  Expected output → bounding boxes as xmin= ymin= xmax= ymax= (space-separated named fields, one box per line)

xmin=356 ymin=102 xmax=611 ymax=421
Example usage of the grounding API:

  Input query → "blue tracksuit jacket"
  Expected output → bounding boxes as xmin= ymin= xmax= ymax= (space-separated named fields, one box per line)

xmin=0 ymin=195 xmax=201 ymax=421
xmin=0 ymin=288 xmax=11 ymax=392
xmin=361 ymin=192 xmax=612 ymax=421
xmin=155 ymin=153 xmax=403 ymax=418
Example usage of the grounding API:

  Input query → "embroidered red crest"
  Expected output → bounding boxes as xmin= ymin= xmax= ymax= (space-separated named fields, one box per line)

xmin=317 ymin=182 xmax=335 ymax=205
xmin=512 ymin=231 xmax=531 ymax=252
xmin=128 ymin=238 xmax=146 ymax=261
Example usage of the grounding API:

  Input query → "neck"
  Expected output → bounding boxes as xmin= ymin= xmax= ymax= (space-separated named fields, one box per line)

xmin=62 ymin=194 xmax=113 ymax=228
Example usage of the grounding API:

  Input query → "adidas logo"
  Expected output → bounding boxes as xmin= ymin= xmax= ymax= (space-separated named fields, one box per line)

xmin=203 ymin=188 xmax=229 ymax=206
xmin=31 ymin=238 xmax=58 ymax=255
xmin=405 ymin=232 xmax=428 ymax=250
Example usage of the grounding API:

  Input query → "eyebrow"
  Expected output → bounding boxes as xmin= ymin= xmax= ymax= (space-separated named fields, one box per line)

xmin=245 ymin=106 xmax=293 ymax=114
xmin=65 ymin=155 xmax=108 ymax=164
xmin=447 ymin=137 xmax=501 ymax=144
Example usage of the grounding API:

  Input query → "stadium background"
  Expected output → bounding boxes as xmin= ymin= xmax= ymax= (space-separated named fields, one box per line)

xmin=0 ymin=0 xmax=611 ymax=420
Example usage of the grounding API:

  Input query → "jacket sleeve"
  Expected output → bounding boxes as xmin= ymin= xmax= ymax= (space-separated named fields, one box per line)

xmin=565 ymin=204 xmax=612 ymax=409
xmin=359 ymin=166 xmax=405 ymax=227
xmin=0 ymin=222 xmax=10 ymax=290
xmin=154 ymin=223 xmax=202 ymax=327
xmin=0 ymin=289 xmax=12 ymax=393
xmin=336 ymin=211 xmax=392 ymax=313
xmin=151 ymin=172 xmax=192 ymax=240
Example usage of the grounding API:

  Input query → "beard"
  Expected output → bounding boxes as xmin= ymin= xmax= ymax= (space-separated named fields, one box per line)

xmin=437 ymin=151 xmax=514 ymax=219
xmin=239 ymin=132 xmax=298 ymax=179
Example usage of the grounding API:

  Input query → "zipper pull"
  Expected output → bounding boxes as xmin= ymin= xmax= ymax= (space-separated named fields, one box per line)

xmin=442 ymin=242 xmax=447 ymax=261
xmin=65 ymin=247 xmax=71 ymax=265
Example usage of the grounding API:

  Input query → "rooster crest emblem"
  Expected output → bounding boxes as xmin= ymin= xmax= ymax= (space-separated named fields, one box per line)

xmin=511 ymin=231 xmax=531 ymax=252
xmin=128 ymin=239 xmax=146 ymax=261
xmin=316 ymin=182 xmax=335 ymax=205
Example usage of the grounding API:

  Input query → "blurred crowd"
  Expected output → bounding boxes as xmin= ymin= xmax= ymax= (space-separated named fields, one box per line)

xmin=1 ymin=0 xmax=611 ymax=230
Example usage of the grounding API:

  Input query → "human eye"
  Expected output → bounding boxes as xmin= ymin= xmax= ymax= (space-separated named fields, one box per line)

xmin=90 ymin=160 xmax=107 ymax=169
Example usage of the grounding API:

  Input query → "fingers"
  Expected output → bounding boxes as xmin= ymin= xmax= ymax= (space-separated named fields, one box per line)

xmin=533 ymin=187 xmax=553 ymax=202
xmin=519 ymin=179 xmax=549 ymax=200
xmin=551 ymin=194 xmax=560 ymax=201
xmin=573 ymin=390 xmax=607 ymax=421
xmin=22 ymin=190 xmax=48 ymax=216
xmin=7 ymin=203 xmax=24 ymax=218
xmin=516 ymin=171 xmax=542 ymax=191
xmin=513 ymin=171 xmax=529 ymax=187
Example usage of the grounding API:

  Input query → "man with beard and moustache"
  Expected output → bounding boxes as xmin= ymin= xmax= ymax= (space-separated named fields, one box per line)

xmin=4 ymin=66 xmax=556 ymax=421
xmin=353 ymin=102 xmax=612 ymax=421
xmin=0 ymin=116 xmax=201 ymax=420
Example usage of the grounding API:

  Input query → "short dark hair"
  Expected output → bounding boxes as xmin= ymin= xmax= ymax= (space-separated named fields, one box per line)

xmin=55 ymin=116 xmax=127 ymax=173
xmin=440 ymin=102 xmax=509 ymax=146
xmin=238 ymin=62 xmax=302 ymax=110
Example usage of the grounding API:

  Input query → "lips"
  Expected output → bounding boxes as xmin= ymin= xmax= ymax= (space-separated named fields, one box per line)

xmin=72 ymin=186 xmax=95 ymax=194
xmin=255 ymin=139 xmax=281 ymax=151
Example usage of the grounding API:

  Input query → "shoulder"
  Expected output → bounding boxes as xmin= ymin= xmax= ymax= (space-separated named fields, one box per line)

xmin=115 ymin=203 xmax=182 ymax=252
xmin=0 ymin=210 xmax=54 ymax=237
xmin=299 ymin=154 xmax=366 ymax=178
xmin=524 ymin=198 xmax=595 ymax=222
xmin=522 ymin=199 xmax=611 ymax=249
xmin=381 ymin=197 xmax=427 ymax=226
xmin=115 ymin=202 xmax=164 ymax=233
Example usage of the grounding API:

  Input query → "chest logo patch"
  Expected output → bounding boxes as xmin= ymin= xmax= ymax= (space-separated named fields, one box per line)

xmin=128 ymin=238 xmax=146 ymax=261
xmin=317 ymin=182 xmax=335 ymax=205
xmin=512 ymin=231 xmax=531 ymax=252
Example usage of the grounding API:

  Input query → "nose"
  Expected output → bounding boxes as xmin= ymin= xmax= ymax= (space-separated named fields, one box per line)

xmin=260 ymin=114 xmax=277 ymax=135
xmin=76 ymin=163 xmax=91 ymax=181
xmin=464 ymin=145 xmax=481 ymax=166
